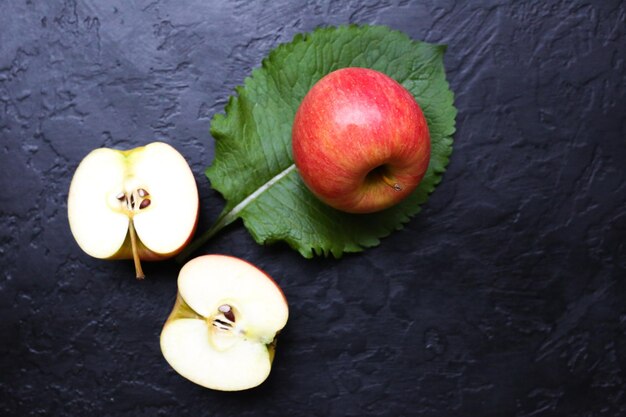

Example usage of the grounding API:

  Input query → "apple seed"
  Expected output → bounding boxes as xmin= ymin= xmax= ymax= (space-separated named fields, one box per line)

xmin=139 ymin=199 xmax=151 ymax=209
xmin=115 ymin=189 xmax=152 ymax=212
xmin=212 ymin=318 xmax=233 ymax=330
xmin=218 ymin=304 xmax=236 ymax=322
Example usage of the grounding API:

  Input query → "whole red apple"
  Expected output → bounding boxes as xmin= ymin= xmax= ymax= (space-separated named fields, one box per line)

xmin=292 ymin=67 xmax=430 ymax=213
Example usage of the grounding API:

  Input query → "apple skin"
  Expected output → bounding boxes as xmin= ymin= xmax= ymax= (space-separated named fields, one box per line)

xmin=292 ymin=67 xmax=430 ymax=213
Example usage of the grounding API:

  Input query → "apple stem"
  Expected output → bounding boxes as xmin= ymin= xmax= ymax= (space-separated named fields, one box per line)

xmin=128 ymin=219 xmax=145 ymax=280
xmin=381 ymin=173 xmax=403 ymax=192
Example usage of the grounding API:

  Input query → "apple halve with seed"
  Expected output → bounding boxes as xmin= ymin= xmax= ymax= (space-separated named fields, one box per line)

xmin=160 ymin=255 xmax=289 ymax=391
xmin=67 ymin=142 xmax=199 ymax=279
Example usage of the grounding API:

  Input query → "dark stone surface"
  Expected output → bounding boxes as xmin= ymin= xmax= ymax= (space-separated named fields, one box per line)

xmin=1 ymin=1 xmax=625 ymax=415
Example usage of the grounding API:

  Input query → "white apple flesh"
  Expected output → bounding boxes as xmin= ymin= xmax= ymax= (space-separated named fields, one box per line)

xmin=67 ymin=142 xmax=199 ymax=279
xmin=160 ymin=255 xmax=289 ymax=391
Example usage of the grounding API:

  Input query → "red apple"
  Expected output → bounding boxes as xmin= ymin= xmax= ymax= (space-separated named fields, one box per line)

xmin=292 ymin=67 xmax=430 ymax=213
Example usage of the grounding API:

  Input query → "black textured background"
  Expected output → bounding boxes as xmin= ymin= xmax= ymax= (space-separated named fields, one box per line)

xmin=1 ymin=1 xmax=625 ymax=416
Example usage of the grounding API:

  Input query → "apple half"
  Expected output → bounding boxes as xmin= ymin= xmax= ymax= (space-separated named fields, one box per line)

xmin=67 ymin=142 xmax=199 ymax=279
xmin=160 ymin=255 xmax=289 ymax=391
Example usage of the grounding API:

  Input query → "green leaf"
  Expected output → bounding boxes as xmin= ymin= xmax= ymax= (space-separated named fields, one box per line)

xmin=181 ymin=25 xmax=456 ymax=259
